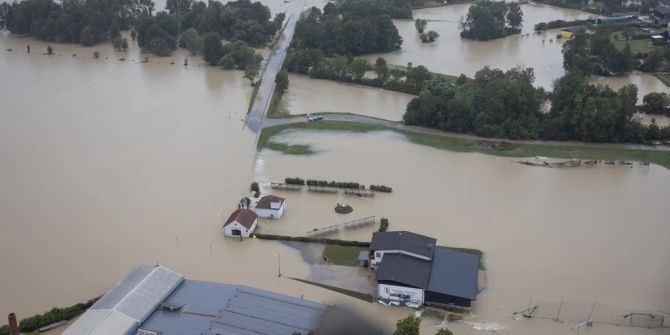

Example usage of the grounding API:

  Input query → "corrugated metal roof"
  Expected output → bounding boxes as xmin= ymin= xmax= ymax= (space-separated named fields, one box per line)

xmin=139 ymin=280 xmax=327 ymax=335
xmin=370 ymin=231 xmax=436 ymax=258
xmin=62 ymin=265 xmax=184 ymax=335
xmin=427 ymin=247 xmax=480 ymax=300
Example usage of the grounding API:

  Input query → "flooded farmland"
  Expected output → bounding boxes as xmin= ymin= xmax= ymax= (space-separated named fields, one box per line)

xmin=283 ymin=74 xmax=415 ymax=121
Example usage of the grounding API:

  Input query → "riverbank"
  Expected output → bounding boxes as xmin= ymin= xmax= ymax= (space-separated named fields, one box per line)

xmin=258 ymin=120 xmax=670 ymax=169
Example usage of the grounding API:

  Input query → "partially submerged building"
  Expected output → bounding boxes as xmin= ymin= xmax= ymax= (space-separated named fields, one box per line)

xmin=62 ymin=265 xmax=328 ymax=335
xmin=254 ymin=194 xmax=286 ymax=219
xmin=652 ymin=4 xmax=670 ymax=25
xmin=369 ymin=231 xmax=480 ymax=308
xmin=223 ymin=208 xmax=258 ymax=238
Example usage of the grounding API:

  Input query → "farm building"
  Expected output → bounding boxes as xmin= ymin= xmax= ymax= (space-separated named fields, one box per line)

xmin=223 ymin=208 xmax=258 ymax=238
xmin=61 ymin=265 xmax=329 ymax=335
xmin=653 ymin=5 xmax=670 ymax=25
xmin=558 ymin=26 xmax=585 ymax=39
xmin=254 ymin=194 xmax=286 ymax=219
xmin=369 ymin=231 xmax=480 ymax=308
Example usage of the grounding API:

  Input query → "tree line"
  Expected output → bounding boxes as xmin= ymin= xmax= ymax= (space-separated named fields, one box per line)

xmin=459 ymin=0 xmax=523 ymax=41
xmin=562 ymin=29 xmax=633 ymax=75
xmin=403 ymin=67 xmax=670 ymax=142
xmin=0 ymin=0 xmax=283 ymax=57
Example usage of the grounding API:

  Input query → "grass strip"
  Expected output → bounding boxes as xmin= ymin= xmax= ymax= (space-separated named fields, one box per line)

xmin=656 ymin=73 xmax=670 ymax=88
xmin=247 ymin=79 xmax=262 ymax=114
xmin=290 ymin=278 xmax=373 ymax=303
xmin=258 ymin=121 xmax=670 ymax=170
xmin=323 ymin=245 xmax=367 ymax=266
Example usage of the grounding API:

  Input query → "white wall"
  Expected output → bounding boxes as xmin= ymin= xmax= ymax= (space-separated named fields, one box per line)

xmin=254 ymin=202 xmax=285 ymax=219
xmin=223 ymin=220 xmax=257 ymax=238
xmin=378 ymin=284 xmax=424 ymax=305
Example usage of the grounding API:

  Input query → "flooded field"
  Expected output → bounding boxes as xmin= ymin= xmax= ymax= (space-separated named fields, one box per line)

xmin=283 ymin=74 xmax=415 ymax=121
xmin=590 ymin=71 xmax=670 ymax=104
xmin=255 ymin=129 xmax=670 ymax=335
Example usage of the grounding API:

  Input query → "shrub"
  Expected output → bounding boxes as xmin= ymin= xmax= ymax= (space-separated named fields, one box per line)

xmin=253 ymin=191 xmax=260 ymax=198
xmin=370 ymin=185 xmax=393 ymax=193
xmin=379 ymin=218 xmax=389 ymax=232
xmin=250 ymin=182 xmax=259 ymax=192
xmin=285 ymin=177 xmax=305 ymax=185
xmin=17 ymin=298 xmax=98 ymax=333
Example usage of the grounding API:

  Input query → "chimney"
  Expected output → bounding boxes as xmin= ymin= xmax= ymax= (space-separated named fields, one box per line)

xmin=8 ymin=313 xmax=19 ymax=335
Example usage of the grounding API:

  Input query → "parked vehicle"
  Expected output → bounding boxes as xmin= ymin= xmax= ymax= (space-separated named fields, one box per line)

xmin=307 ymin=115 xmax=323 ymax=122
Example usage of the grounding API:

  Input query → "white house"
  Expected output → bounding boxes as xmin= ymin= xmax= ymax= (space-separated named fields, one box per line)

xmin=223 ymin=208 xmax=258 ymax=238
xmin=254 ymin=195 xmax=285 ymax=219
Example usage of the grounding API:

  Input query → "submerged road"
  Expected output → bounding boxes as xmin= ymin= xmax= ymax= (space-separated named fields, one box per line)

xmin=246 ymin=0 xmax=305 ymax=134
xmin=263 ymin=113 xmax=670 ymax=152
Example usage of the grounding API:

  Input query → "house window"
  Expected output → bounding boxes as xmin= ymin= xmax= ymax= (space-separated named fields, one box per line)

xmin=375 ymin=252 xmax=381 ymax=258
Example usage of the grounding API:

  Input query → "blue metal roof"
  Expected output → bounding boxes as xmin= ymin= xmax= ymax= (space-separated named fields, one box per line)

xmin=139 ymin=280 xmax=327 ymax=335
xmin=427 ymin=247 xmax=480 ymax=300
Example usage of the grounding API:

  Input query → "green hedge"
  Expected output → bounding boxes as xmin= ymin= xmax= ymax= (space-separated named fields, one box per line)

xmin=254 ymin=233 xmax=370 ymax=247
xmin=0 ymin=298 xmax=99 ymax=334
xmin=285 ymin=177 xmax=305 ymax=185
xmin=370 ymin=185 xmax=393 ymax=193
xmin=306 ymin=179 xmax=361 ymax=189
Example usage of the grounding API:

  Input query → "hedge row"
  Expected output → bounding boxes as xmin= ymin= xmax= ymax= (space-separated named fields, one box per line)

xmin=379 ymin=218 xmax=389 ymax=232
xmin=370 ymin=185 xmax=393 ymax=193
xmin=534 ymin=19 xmax=591 ymax=31
xmin=306 ymin=179 xmax=361 ymax=189
xmin=254 ymin=233 xmax=370 ymax=247
xmin=285 ymin=177 xmax=305 ymax=185
xmin=0 ymin=298 xmax=99 ymax=334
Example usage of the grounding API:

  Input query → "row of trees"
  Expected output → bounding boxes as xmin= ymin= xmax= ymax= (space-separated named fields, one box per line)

xmin=641 ymin=92 xmax=670 ymax=116
xmin=459 ymin=0 xmax=523 ymax=41
xmin=291 ymin=5 xmax=402 ymax=56
xmin=284 ymin=49 xmax=434 ymax=94
xmin=403 ymin=67 xmax=670 ymax=142
xmin=562 ymin=29 xmax=633 ymax=75
xmin=201 ymin=32 xmax=263 ymax=84
xmin=0 ymin=0 xmax=282 ymax=57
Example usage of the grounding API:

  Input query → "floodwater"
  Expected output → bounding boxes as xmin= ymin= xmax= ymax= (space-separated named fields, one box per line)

xmin=283 ymin=74 xmax=415 ymax=121
xmin=255 ymin=129 xmax=670 ymax=335
xmin=363 ymin=3 xmax=669 ymax=92
xmin=590 ymin=71 xmax=670 ymax=104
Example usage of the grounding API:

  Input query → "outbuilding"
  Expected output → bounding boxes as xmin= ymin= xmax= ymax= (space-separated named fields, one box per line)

xmin=223 ymin=208 xmax=258 ymax=238
xmin=653 ymin=5 xmax=670 ymax=25
xmin=254 ymin=195 xmax=286 ymax=219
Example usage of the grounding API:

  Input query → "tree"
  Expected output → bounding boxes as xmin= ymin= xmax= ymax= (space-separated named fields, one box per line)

xmin=244 ymin=63 xmax=260 ymax=86
xmin=46 ymin=45 xmax=53 ymax=55
xmin=121 ymin=38 xmax=129 ymax=51
xmin=349 ymin=58 xmax=368 ymax=81
xmin=275 ymin=70 xmax=289 ymax=92
xmin=112 ymin=37 xmax=123 ymax=51
xmin=415 ymin=19 xmax=427 ymax=33
xmin=374 ymin=57 xmax=390 ymax=81
xmin=180 ymin=28 xmax=199 ymax=55
xmin=202 ymin=32 xmax=223 ymax=66
xmin=421 ymin=30 xmax=439 ymax=43
xmin=394 ymin=315 xmax=420 ymax=335
xmin=436 ymin=329 xmax=453 ymax=335
xmin=506 ymin=2 xmax=523 ymax=30
xmin=642 ymin=92 xmax=669 ymax=115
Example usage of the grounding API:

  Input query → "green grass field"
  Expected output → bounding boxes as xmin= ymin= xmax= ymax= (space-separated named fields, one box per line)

xmin=246 ymin=79 xmax=262 ymax=114
xmin=258 ymin=121 xmax=670 ymax=169
xmin=323 ymin=245 xmax=367 ymax=266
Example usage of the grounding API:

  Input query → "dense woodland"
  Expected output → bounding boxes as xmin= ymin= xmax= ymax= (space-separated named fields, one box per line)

xmin=459 ymin=0 xmax=523 ymax=40
xmin=403 ymin=68 xmax=670 ymax=142
xmin=562 ymin=30 xmax=634 ymax=75
xmin=0 ymin=0 xmax=283 ymax=56
xmin=291 ymin=5 xmax=402 ymax=56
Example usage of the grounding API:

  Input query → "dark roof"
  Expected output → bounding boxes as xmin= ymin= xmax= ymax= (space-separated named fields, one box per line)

xmin=370 ymin=231 xmax=436 ymax=258
xmin=427 ymin=247 xmax=480 ymax=300
xmin=256 ymin=195 xmax=285 ymax=210
xmin=223 ymin=208 xmax=257 ymax=229
xmin=376 ymin=254 xmax=432 ymax=289
xmin=655 ymin=4 xmax=670 ymax=15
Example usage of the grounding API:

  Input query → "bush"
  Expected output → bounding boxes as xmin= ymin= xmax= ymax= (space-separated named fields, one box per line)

xmin=16 ymin=298 xmax=98 ymax=333
xmin=285 ymin=177 xmax=305 ymax=185
xmin=254 ymin=233 xmax=370 ymax=247
xmin=305 ymin=179 xmax=361 ymax=189
xmin=379 ymin=218 xmax=389 ymax=232
xmin=250 ymin=182 xmax=259 ymax=192
xmin=253 ymin=191 xmax=260 ymax=198
xmin=370 ymin=185 xmax=393 ymax=193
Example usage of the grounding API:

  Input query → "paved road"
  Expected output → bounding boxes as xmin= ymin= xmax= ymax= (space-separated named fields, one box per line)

xmin=246 ymin=0 xmax=305 ymax=134
xmin=263 ymin=113 xmax=670 ymax=152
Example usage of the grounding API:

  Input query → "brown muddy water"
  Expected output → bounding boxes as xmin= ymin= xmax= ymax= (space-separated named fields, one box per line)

xmin=255 ymin=129 xmax=670 ymax=335
xmin=363 ymin=3 xmax=669 ymax=93
xmin=282 ymin=74 xmax=415 ymax=121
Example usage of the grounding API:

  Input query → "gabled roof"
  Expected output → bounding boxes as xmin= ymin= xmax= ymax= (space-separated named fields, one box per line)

xmin=223 ymin=208 xmax=257 ymax=229
xmin=370 ymin=231 xmax=436 ymax=258
xmin=256 ymin=195 xmax=285 ymax=210
xmin=426 ymin=247 xmax=480 ymax=300
xmin=62 ymin=266 xmax=184 ymax=335
xmin=376 ymin=254 xmax=432 ymax=289
xmin=139 ymin=280 xmax=327 ymax=335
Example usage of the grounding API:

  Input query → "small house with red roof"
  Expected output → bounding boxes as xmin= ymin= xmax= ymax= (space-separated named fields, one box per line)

xmin=254 ymin=195 xmax=286 ymax=219
xmin=223 ymin=208 xmax=258 ymax=238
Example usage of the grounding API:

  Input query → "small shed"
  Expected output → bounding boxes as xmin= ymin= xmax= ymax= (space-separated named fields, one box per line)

xmin=254 ymin=195 xmax=286 ymax=219
xmin=223 ymin=208 xmax=258 ymax=238
xmin=651 ymin=35 xmax=666 ymax=45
